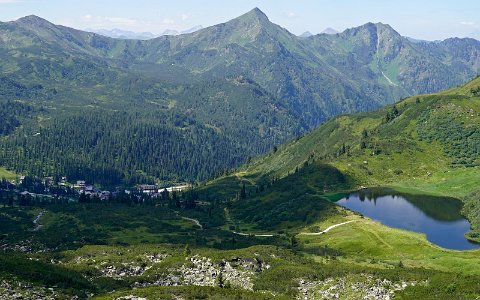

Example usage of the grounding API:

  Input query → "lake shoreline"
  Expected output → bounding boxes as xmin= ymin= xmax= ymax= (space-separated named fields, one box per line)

xmin=336 ymin=187 xmax=480 ymax=251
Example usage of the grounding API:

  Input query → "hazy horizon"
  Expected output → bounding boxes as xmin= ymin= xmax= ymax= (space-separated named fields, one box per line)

xmin=0 ymin=0 xmax=479 ymax=41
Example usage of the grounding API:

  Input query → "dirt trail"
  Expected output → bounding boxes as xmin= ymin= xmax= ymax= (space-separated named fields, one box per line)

xmin=176 ymin=210 xmax=355 ymax=238
xmin=231 ymin=231 xmax=274 ymax=237
xmin=299 ymin=220 xmax=357 ymax=235
xmin=180 ymin=216 xmax=203 ymax=229
xmin=33 ymin=210 xmax=46 ymax=231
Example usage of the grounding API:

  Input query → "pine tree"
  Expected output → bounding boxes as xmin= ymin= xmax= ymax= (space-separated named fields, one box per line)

xmin=362 ymin=128 xmax=368 ymax=138
xmin=19 ymin=195 xmax=27 ymax=206
xmin=184 ymin=244 xmax=191 ymax=256
xmin=173 ymin=191 xmax=180 ymax=208
xmin=392 ymin=105 xmax=399 ymax=117
xmin=215 ymin=271 xmax=224 ymax=288
xmin=184 ymin=190 xmax=197 ymax=209
xmin=79 ymin=192 xmax=88 ymax=203
xmin=240 ymin=183 xmax=246 ymax=199
xmin=290 ymin=235 xmax=298 ymax=248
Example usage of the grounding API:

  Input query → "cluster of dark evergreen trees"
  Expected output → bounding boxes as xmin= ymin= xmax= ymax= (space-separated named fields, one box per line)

xmin=0 ymin=176 xmax=77 ymax=207
xmin=76 ymin=187 xmax=198 ymax=209
xmin=0 ymin=73 xmax=300 ymax=187
xmin=0 ymin=109 xmax=250 ymax=186
xmin=418 ymin=101 xmax=480 ymax=167
xmin=0 ymin=101 xmax=35 ymax=135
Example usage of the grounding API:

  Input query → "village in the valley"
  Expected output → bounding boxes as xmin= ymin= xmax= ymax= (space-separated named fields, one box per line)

xmin=0 ymin=174 xmax=192 ymax=206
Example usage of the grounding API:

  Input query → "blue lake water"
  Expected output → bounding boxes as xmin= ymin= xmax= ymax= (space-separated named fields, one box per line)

xmin=337 ymin=188 xmax=480 ymax=250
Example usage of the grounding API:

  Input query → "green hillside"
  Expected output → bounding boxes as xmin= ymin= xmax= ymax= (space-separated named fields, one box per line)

xmin=245 ymin=76 xmax=480 ymax=178
xmin=1 ymin=9 xmax=480 ymax=186
xmin=202 ymin=76 xmax=480 ymax=242
xmin=0 ymin=78 xmax=299 ymax=186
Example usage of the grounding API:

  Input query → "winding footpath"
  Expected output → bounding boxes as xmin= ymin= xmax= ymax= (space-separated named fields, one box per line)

xmin=231 ymin=231 xmax=274 ymax=237
xmin=180 ymin=216 xmax=203 ymax=229
xmin=176 ymin=209 xmax=274 ymax=237
xmin=223 ymin=207 xmax=274 ymax=237
xmin=179 ymin=214 xmax=273 ymax=237
xmin=33 ymin=210 xmax=46 ymax=231
xmin=175 ymin=208 xmax=356 ymax=238
xmin=172 ymin=210 xmax=204 ymax=229
xmin=299 ymin=220 xmax=357 ymax=235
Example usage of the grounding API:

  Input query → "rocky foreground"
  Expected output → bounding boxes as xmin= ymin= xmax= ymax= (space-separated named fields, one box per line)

xmin=0 ymin=279 xmax=61 ymax=300
xmin=297 ymin=274 xmax=426 ymax=300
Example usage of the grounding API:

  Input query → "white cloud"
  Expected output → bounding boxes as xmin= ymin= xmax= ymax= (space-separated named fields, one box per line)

xmin=287 ymin=12 xmax=297 ymax=18
xmin=460 ymin=21 xmax=476 ymax=26
xmin=104 ymin=17 xmax=138 ymax=26
xmin=0 ymin=0 xmax=24 ymax=3
xmin=162 ymin=18 xmax=175 ymax=25
xmin=70 ymin=13 xmax=194 ymax=34
xmin=81 ymin=14 xmax=139 ymax=28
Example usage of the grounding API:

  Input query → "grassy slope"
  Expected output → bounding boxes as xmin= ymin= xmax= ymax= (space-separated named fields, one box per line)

xmin=298 ymin=211 xmax=480 ymax=276
xmin=192 ymin=78 xmax=480 ymax=288
xmin=217 ymin=76 xmax=480 ymax=241
xmin=0 ymin=204 xmax=285 ymax=251
xmin=1 ymin=203 xmax=480 ymax=299
xmin=0 ymin=167 xmax=17 ymax=180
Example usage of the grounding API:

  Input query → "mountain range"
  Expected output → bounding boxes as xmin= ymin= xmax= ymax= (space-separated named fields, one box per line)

xmin=87 ymin=25 xmax=204 ymax=40
xmin=0 ymin=7 xmax=480 ymax=185
xmin=466 ymin=30 xmax=480 ymax=41
xmin=299 ymin=28 xmax=338 ymax=38
xmin=321 ymin=27 xmax=339 ymax=34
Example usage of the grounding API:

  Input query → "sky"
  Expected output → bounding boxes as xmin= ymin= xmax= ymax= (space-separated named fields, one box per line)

xmin=0 ymin=0 xmax=479 ymax=40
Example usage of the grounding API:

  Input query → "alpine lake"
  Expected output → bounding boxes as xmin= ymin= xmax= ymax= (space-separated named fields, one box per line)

xmin=337 ymin=188 xmax=480 ymax=250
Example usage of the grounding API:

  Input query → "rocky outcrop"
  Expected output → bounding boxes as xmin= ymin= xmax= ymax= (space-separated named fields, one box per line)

xmin=72 ymin=252 xmax=168 ymax=279
xmin=297 ymin=274 xmax=425 ymax=300
xmin=135 ymin=255 xmax=270 ymax=291
xmin=99 ymin=264 xmax=152 ymax=279
xmin=115 ymin=296 xmax=147 ymax=300
xmin=0 ymin=279 xmax=59 ymax=300
xmin=1 ymin=240 xmax=51 ymax=253
xmin=176 ymin=256 xmax=256 ymax=289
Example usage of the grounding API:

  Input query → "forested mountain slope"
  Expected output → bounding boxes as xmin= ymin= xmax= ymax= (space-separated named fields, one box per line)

xmin=208 ymin=76 xmax=480 ymax=241
xmin=0 ymin=8 xmax=479 ymax=185
xmin=245 ymin=76 xmax=480 ymax=179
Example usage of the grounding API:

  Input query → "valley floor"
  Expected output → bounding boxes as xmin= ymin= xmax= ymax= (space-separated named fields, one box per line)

xmin=1 ymin=198 xmax=479 ymax=299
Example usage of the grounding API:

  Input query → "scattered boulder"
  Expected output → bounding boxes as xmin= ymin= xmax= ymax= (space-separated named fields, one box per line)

xmin=297 ymin=274 xmax=425 ymax=300
xmin=135 ymin=255 xmax=268 ymax=290
xmin=0 ymin=279 xmax=60 ymax=300
xmin=115 ymin=296 xmax=147 ymax=300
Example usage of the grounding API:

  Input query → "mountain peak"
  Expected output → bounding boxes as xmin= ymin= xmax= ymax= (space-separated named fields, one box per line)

xmin=374 ymin=22 xmax=400 ymax=34
xmin=321 ymin=27 xmax=339 ymax=35
xmin=15 ymin=15 xmax=53 ymax=26
xmin=236 ymin=7 xmax=270 ymax=24
xmin=216 ymin=7 xmax=274 ymax=43
xmin=343 ymin=22 xmax=401 ymax=39
xmin=13 ymin=15 xmax=60 ymax=33
xmin=250 ymin=7 xmax=268 ymax=18
xmin=300 ymin=31 xmax=313 ymax=38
